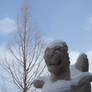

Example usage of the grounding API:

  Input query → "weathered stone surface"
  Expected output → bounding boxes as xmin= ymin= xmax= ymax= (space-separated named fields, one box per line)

xmin=75 ymin=53 xmax=91 ymax=92
xmin=33 ymin=40 xmax=92 ymax=92
xmin=75 ymin=53 xmax=89 ymax=72
xmin=44 ymin=40 xmax=70 ymax=81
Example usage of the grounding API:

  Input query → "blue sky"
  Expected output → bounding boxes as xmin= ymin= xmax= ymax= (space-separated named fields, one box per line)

xmin=31 ymin=0 xmax=92 ymax=51
xmin=0 ymin=0 xmax=92 ymax=59
xmin=0 ymin=0 xmax=92 ymax=52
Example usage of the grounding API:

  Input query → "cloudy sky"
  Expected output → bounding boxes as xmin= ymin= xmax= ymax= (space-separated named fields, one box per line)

xmin=0 ymin=0 xmax=92 ymax=71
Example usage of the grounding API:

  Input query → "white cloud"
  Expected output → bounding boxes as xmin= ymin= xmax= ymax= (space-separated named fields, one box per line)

xmin=0 ymin=43 xmax=10 ymax=59
xmin=87 ymin=50 xmax=92 ymax=72
xmin=69 ymin=51 xmax=80 ymax=64
xmin=0 ymin=17 xmax=17 ymax=35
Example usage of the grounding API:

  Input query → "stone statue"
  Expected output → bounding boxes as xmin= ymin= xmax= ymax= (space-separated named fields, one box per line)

xmin=33 ymin=40 xmax=92 ymax=92
xmin=44 ymin=40 xmax=70 ymax=81
xmin=75 ymin=53 xmax=89 ymax=72
xmin=74 ymin=53 xmax=91 ymax=92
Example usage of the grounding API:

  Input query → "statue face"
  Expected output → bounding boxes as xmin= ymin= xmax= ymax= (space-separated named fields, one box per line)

xmin=44 ymin=46 xmax=68 ymax=75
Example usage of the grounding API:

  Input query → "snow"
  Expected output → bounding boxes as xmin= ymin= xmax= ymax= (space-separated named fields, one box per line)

xmin=36 ymin=65 xmax=92 ymax=92
xmin=70 ymin=65 xmax=82 ymax=78
xmin=42 ymin=80 xmax=71 ymax=92
xmin=37 ymin=76 xmax=49 ymax=82
xmin=47 ymin=40 xmax=66 ymax=48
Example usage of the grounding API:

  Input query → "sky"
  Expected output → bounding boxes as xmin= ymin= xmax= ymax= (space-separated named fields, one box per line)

xmin=0 ymin=0 xmax=92 ymax=50
xmin=0 ymin=0 xmax=92 ymax=91
xmin=0 ymin=0 xmax=92 ymax=65
xmin=0 ymin=0 xmax=92 ymax=67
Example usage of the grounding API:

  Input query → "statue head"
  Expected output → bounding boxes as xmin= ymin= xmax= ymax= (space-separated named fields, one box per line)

xmin=75 ymin=53 xmax=89 ymax=72
xmin=44 ymin=40 xmax=70 ymax=76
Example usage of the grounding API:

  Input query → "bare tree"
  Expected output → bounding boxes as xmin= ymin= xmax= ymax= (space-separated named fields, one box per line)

xmin=0 ymin=0 xmax=45 ymax=92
